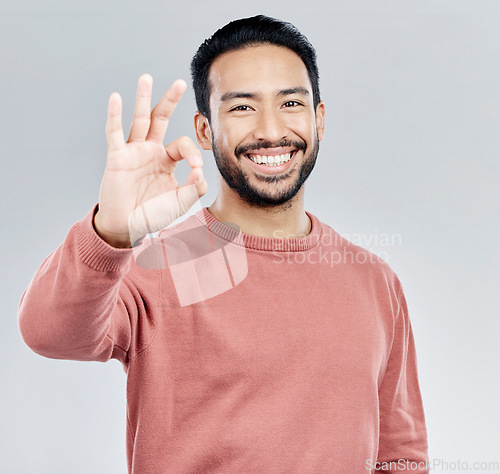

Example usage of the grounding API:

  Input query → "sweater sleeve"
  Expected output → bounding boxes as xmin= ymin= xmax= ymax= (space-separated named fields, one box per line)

xmin=375 ymin=283 xmax=430 ymax=474
xmin=18 ymin=204 xmax=140 ymax=365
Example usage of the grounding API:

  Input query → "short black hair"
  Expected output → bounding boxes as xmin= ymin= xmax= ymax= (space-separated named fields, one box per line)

xmin=190 ymin=15 xmax=321 ymax=122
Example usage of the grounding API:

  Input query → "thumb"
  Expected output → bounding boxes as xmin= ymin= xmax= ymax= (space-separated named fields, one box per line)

xmin=127 ymin=182 xmax=204 ymax=245
xmin=184 ymin=167 xmax=208 ymax=199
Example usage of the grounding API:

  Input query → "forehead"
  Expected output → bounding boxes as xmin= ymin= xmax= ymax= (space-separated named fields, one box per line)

xmin=208 ymin=44 xmax=312 ymax=100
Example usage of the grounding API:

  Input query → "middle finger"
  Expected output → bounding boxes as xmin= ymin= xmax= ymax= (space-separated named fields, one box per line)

xmin=146 ymin=79 xmax=187 ymax=143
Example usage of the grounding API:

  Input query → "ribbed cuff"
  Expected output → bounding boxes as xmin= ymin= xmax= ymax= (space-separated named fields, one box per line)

xmin=74 ymin=203 xmax=134 ymax=273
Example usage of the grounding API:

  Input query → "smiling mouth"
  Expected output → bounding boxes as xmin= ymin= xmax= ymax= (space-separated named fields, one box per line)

xmin=245 ymin=151 xmax=296 ymax=167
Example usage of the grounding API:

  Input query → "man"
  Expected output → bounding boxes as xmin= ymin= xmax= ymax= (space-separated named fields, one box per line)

xmin=18 ymin=15 xmax=429 ymax=473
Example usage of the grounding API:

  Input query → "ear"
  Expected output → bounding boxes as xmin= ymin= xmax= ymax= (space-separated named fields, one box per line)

xmin=194 ymin=111 xmax=213 ymax=150
xmin=315 ymin=101 xmax=325 ymax=141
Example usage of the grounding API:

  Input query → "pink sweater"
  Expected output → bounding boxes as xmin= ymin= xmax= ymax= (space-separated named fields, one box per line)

xmin=18 ymin=204 xmax=429 ymax=473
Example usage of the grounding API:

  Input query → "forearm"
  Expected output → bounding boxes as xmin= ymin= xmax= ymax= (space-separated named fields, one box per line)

xmin=376 ymin=282 xmax=429 ymax=473
xmin=373 ymin=459 xmax=430 ymax=473
xmin=18 ymin=205 xmax=134 ymax=361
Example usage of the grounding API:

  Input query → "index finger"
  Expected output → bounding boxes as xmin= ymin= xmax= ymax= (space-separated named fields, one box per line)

xmin=146 ymin=79 xmax=187 ymax=143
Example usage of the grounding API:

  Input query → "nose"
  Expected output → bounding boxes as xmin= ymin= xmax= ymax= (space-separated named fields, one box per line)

xmin=252 ymin=108 xmax=288 ymax=142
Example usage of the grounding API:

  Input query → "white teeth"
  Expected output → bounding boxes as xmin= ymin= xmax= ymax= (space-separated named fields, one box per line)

xmin=249 ymin=152 xmax=292 ymax=166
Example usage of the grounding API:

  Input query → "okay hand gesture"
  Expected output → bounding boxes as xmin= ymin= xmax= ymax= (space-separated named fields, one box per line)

xmin=94 ymin=74 xmax=207 ymax=248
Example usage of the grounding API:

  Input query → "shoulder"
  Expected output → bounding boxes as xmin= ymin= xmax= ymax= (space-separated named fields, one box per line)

xmin=129 ymin=213 xmax=207 ymax=271
xmin=313 ymin=215 xmax=404 ymax=297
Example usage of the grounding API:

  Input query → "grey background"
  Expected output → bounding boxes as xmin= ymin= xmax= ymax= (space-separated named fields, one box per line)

xmin=1 ymin=0 xmax=499 ymax=472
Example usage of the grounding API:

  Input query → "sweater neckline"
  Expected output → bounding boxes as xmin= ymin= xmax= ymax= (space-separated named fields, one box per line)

xmin=194 ymin=207 xmax=322 ymax=252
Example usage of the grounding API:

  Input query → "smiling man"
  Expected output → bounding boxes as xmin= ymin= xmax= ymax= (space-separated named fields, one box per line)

xmin=195 ymin=43 xmax=323 ymax=230
xmin=18 ymin=15 xmax=429 ymax=473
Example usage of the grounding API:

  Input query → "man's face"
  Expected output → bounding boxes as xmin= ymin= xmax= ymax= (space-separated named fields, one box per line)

xmin=197 ymin=43 xmax=325 ymax=208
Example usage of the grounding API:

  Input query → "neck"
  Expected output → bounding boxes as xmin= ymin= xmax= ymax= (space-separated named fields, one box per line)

xmin=208 ymin=183 xmax=311 ymax=239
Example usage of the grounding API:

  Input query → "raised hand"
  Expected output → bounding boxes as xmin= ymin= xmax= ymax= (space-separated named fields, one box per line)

xmin=94 ymin=74 xmax=208 ymax=248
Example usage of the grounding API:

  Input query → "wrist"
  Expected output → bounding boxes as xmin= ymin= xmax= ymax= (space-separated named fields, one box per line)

xmin=93 ymin=210 xmax=132 ymax=249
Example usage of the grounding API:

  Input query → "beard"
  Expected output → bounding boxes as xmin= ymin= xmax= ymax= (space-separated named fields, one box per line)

xmin=211 ymin=135 xmax=320 ymax=209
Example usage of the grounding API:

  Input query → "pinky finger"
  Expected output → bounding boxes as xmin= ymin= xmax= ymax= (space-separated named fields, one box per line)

xmin=106 ymin=92 xmax=125 ymax=152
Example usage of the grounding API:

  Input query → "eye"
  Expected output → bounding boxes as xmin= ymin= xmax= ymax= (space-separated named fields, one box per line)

xmin=230 ymin=105 xmax=253 ymax=112
xmin=282 ymin=100 xmax=303 ymax=108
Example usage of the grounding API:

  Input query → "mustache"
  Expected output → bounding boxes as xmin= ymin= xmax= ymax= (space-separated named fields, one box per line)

xmin=235 ymin=139 xmax=307 ymax=157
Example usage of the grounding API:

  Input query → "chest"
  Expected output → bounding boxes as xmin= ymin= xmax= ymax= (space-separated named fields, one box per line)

xmin=159 ymin=258 xmax=393 ymax=395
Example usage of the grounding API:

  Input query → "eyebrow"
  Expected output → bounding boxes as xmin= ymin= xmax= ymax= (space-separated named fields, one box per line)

xmin=220 ymin=87 xmax=310 ymax=102
xmin=277 ymin=87 xmax=310 ymax=97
